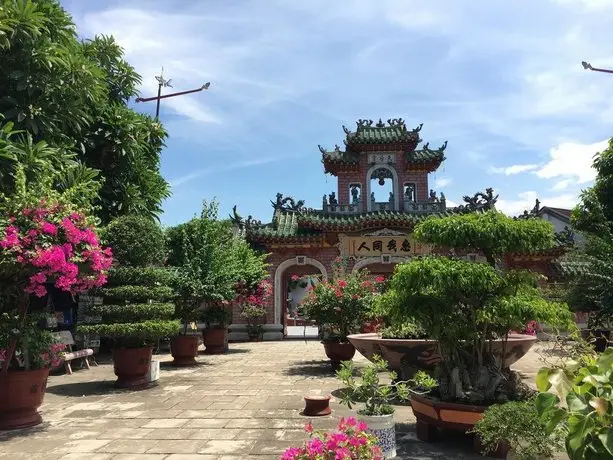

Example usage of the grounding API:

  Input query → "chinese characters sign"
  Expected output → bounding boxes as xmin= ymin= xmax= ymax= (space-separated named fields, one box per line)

xmin=367 ymin=153 xmax=396 ymax=165
xmin=340 ymin=235 xmax=431 ymax=257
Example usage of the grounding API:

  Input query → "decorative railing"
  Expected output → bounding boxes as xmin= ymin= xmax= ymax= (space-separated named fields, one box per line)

xmin=323 ymin=202 xmax=363 ymax=214
xmin=402 ymin=199 xmax=446 ymax=213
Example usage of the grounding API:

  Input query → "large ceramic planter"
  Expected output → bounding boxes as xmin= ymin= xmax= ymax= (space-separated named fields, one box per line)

xmin=0 ymin=368 xmax=49 ymax=430
xmin=347 ymin=333 xmax=537 ymax=379
xmin=112 ymin=346 xmax=153 ymax=389
xmin=359 ymin=413 xmax=396 ymax=459
xmin=170 ymin=335 xmax=199 ymax=366
xmin=322 ymin=341 xmax=356 ymax=363
xmin=410 ymin=394 xmax=487 ymax=442
xmin=203 ymin=328 xmax=227 ymax=354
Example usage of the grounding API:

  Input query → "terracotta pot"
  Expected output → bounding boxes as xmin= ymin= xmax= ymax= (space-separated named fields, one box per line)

xmin=348 ymin=333 xmax=537 ymax=379
xmin=303 ymin=395 xmax=331 ymax=416
xmin=410 ymin=394 xmax=488 ymax=443
xmin=581 ymin=329 xmax=611 ymax=353
xmin=170 ymin=335 xmax=199 ymax=366
xmin=203 ymin=328 xmax=227 ymax=354
xmin=359 ymin=413 xmax=396 ymax=459
xmin=112 ymin=347 xmax=153 ymax=389
xmin=0 ymin=368 xmax=49 ymax=430
xmin=322 ymin=341 xmax=356 ymax=362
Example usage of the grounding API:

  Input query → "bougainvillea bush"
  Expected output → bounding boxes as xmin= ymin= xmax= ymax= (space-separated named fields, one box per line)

xmin=0 ymin=201 xmax=112 ymax=298
xmin=299 ymin=272 xmax=385 ymax=342
xmin=0 ymin=196 xmax=111 ymax=370
xmin=281 ymin=418 xmax=382 ymax=460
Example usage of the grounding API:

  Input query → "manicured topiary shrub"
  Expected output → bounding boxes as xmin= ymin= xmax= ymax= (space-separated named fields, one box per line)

xmin=101 ymin=215 xmax=166 ymax=267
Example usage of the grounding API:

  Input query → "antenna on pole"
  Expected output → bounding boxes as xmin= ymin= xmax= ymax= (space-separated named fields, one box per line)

xmin=135 ymin=66 xmax=211 ymax=119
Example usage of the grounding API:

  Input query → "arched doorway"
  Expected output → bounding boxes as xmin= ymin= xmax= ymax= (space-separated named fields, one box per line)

xmin=274 ymin=258 xmax=328 ymax=337
xmin=366 ymin=164 xmax=399 ymax=211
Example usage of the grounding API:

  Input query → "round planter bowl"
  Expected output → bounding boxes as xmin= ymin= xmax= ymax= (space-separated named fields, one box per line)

xmin=203 ymin=328 xmax=227 ymax=354
xmin=112 ymin=346 xmax=153 ymax=389
xmin=322 ymin=341 xmax=356 ymax=363
xmin=347 ymin=333 xmax=537 ymax=378
xmin=358 ymin=413 xmax=396 ymax=459
xmin=170 ymin=335 xmax=199 ymax=366
xmin=0 ymin=368 xmax=49 ymax=430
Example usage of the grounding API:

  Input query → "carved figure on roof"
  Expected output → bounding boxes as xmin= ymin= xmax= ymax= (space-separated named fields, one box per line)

xmin=429 ymin=189 xmax=438 ymax=202
xmin=532 ymin=198 xmax=541 ymax=215
xmin=440 ymin=192 xmax=446 ymax=202
xmin=318 ymin=144 xmax=326 ymax=154
xmin=460 ymin=187 xmax=499 ymax=213
xmin=328 ymin=192 xmax=337 ymax=205
xmin=439 ymin=141 xmax=448 ymax=151
xmin=514 ymin=198 xmax=542 ymax=220
xmin=422 ymin=142 xmax=430 ymax=151
xmin=229 ymin=205 xmax=262 ymax=231
xmin=389 ymin=191 xmax=394 ymax=202
xmin=413 ymin=123 xmax=423 ymax=133
xmin=376 ymin=118 xmax=385 ymax=128
xmin=356 ymin=119 xmax=374 ymax=129
xmin=387 ymin=118 xmax=405 ymax=128
xmin=323 ymin=194 xmax=328 ymax=207
xmin=334 ymin=144 xmax=341 ymax=152
xmin=342 ymin=125 xmax=351 ymax=134
xmin=271 ymin=193 xmax=305 ymax=212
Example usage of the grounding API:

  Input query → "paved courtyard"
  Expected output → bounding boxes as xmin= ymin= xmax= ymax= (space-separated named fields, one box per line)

xmin=0 ymin=340 xmax=556 ymax=460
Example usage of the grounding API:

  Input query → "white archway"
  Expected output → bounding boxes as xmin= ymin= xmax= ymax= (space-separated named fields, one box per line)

xmin=366 ymin=164 xmax=399 ymax=211
xmin=274 ymin=257 xmax=328 ymax=325
xmin=351 ymin=256 xmax=411 ymax=273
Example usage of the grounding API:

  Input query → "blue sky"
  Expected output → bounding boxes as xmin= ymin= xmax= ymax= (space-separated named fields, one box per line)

xmin=62 ymin=0 xmax=613 ymax=226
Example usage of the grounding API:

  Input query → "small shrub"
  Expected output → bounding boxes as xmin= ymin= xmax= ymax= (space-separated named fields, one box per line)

xmin=96 ymin=285 xmax=174 ymax=303
xmin=380 ymin=321 xmax=428 ymax=339
xmin=107 ymin=266 xmax=177 ymax=287
xmin=78 ymin=320 xmax=180 ymax=348
xmin=101 ymin=215 xmax=166 ymax=267
xmin=87 ymin=303 xmax=175 ymax=323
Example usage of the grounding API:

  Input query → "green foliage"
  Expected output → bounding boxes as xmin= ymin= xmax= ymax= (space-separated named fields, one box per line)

xmin=379 ymin=256 xmax=573 ymax=402
xmin=77 ymin=320 xmax=180 ymax=348
xmin=200 ymin=305 xmax=232 ymax=328
xmin=87 ymin=303 xmax=174 ymax=323
xmin=0 ymin=1 xmax=170 ymax=223
xmin=379 ymin=321 xmax=428 ymax=340
xmin=414 ymin=211 xmax=556 ymax=265
xmin=336 ymin=355 xmax=436 ymax=416
xmin=299 ymin=272 xmax=382 ymax=342
xmin=101 ymin=215 xmax=166 ymax=267
xmin=108 ymin=266 xmax=177 ymax=287
xmin=535 ymin=348 xmax=613 ymax=460
xmin=96 ymin=285 xmax=174 ymax=303
xmin=471 ymin=400 xmax=564 ymax=459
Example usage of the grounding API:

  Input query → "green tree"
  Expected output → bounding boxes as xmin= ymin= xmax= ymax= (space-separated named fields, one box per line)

xmin=0 ymin=0 xmax=170 ymax=223
xmin=414 ymin=211 xmax=556 ymax=266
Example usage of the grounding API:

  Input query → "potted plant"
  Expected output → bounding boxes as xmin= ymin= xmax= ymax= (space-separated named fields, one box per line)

xmin=0 ymin=197 xmax=111 ymax=429
xmin=200 ymin=304 xmax=232 ymax=354
xmin=299 ymin=267 xmax=384 ymax=364
xmin=336 ymin=355 xmax=436 ymax=458
xmin=77 ymin=216 xmax=180 ymax=388
xmin=377 ymin=211 xmax=574 ymax=440
xmin=470 ymin=399 xmax=564 ymax=459
xmin=535 ymin=348 xmax=613 ymax=459
xmin=171 ymin=265 xmax=205 ymax=366
xmin=241 ymin=304 xmax=266 ymax=341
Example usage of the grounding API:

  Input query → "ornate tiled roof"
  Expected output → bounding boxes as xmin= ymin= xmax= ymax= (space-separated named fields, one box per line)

xmin=319 ymin=118 xmax=446 ymax=175
xmin=246 ymin=210 xmax=322 ymax=243
xmin=344 ymin=118 xmax=421 ymax=145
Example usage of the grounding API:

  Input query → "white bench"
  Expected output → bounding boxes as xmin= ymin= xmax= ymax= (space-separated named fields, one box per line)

xmin=56 ymin=330 xmax=96 ymax=375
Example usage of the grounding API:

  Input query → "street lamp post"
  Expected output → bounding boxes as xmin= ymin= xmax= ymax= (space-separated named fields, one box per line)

xmin=135 ymin=67 xmax=211 ymax=119
xmin=582 ymin=61 xmax=613 ymax=75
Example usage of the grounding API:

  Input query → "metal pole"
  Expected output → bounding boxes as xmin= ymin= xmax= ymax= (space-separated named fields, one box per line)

xmin=155 ymin=82 xmax=163 ymax=119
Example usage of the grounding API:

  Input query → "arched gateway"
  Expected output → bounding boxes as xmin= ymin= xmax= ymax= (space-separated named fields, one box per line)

xmin=229 ymin=117 xmax=451 ymax=340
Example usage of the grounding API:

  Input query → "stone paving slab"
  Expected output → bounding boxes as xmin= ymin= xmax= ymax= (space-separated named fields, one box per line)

xmin=0 ymin=341 xmax=565 ymax=459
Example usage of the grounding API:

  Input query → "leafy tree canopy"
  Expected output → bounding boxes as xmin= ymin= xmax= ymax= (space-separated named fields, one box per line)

xmin=0 ymin=0 xmax=170 ymax=223
xmin=414 ymin=211 xmax=556 ymax=265
xmin=101 ymin=215 xmax=166 ymax=267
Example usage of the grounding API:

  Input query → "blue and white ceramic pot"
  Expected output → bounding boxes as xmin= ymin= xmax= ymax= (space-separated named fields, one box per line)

xmin=359 ymin=413 xmax=396 ymax=458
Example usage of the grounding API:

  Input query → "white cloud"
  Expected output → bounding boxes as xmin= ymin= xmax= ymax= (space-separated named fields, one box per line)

xmin=551 ymin=179 xmax=572 ymax=191
xmin=536 ymin=139 xmax=608 ymax=183
xmin=433 ymin=177 xmax=453 ymax=188
xmin=496 ymin=190 xmax=579 ymax=216
xmin=490 ymin=164 xmax=539 ymax=175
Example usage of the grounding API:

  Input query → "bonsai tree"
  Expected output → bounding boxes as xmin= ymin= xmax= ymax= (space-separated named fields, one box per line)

xmin=378 ymin=211 xmax=574 ymax=404
xmin=77 ymin=215 xmax=179 ymax=387
xmin=238 ymin=280 xmax=272 ymax=341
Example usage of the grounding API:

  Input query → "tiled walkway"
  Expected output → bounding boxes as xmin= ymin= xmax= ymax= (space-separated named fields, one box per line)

xmin=1 ymin=340 xmax=552 ymax=459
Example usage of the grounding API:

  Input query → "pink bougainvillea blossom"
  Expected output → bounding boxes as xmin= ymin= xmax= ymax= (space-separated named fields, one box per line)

xmin=40 ymin=221 xmax=58 ymax=235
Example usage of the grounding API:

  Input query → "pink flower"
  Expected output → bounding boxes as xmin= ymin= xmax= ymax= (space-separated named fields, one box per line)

xmin=291 ymin=275 xmax=300 ymax=281
xmin=357 ymin=421 xmax=368 ymax=432
xmin=375 ymin=276 xmax=385 ymax=283
xmin=40 ymin=221 xmax=58 ymax=235
xmin=337 ymin=280 xmax=347 ymax=288
xmin=304 ymin=421 xmax=313 ymax=433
